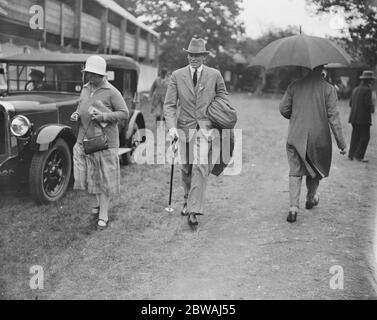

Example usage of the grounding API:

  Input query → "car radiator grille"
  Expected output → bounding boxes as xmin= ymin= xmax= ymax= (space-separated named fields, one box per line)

xmin=0 ymin=110 xmax=5 ymax=154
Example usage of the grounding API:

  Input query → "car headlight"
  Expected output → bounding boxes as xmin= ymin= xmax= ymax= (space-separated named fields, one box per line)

xmin=10 ymin=115 xmax=32 ymax=137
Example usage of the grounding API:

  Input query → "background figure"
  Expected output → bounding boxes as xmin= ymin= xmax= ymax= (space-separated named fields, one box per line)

xmin=348 ymin=70 xmax=376 ymax=162
xmin=164 ymin=38 xmax=230 ymax=227
xmin=279 ymin=65 xmax=347 ymax=223
xmin=70 ymin=55 xmax=129 ymax=230
xmin=150 ymin=67 xmax=169 ymax=123
xmin=25 ymin=69 xmax=47 ymax=91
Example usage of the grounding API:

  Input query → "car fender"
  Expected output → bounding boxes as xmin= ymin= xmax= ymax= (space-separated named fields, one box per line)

xmin=34 ymin=125 xmax=76 ymax=151
xmin=126 ymin=110 xmax=145 ymax=139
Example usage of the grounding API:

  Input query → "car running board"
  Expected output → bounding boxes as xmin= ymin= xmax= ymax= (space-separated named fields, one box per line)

xmin=118 ymin=147 xmax=132 ymax=156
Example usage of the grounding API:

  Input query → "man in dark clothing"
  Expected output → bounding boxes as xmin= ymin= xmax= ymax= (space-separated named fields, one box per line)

xmin=149 ymin=67 xmax=169 ymax=122
xmin=26 ymin=69 xmax=48 ymax=91
xmin=348 ymin=70 xmax=376 ymax=162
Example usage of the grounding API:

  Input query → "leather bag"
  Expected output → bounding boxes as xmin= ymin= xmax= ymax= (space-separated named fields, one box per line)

xmin=82 ymin=120 xmax=108 ymax=155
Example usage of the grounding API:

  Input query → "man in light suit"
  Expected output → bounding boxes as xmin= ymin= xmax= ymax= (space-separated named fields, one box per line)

xmin=164 ymin=38 xmax=230 ymax=226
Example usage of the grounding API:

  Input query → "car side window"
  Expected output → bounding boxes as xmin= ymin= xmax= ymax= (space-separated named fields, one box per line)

xmin=7 ymin=64 xmax=83 ymax=93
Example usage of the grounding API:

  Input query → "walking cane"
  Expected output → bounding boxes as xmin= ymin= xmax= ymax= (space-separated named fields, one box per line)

xmin=165 ymin=136 xmax=178 ymax=213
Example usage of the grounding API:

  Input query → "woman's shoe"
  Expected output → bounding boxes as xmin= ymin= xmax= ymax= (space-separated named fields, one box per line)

xmin=97 ymin=219 xmax=108 ymax=230
xmin=181 ymin=203 xmax=188 ymax=216
xmin=286 ymin=211 xmax=297 ymax=223
xmin=187 ymin=213 xmax=198 ymax=226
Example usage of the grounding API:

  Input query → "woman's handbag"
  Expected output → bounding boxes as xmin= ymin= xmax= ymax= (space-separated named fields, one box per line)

xmin=82 ymin=120 xmax=108 ymax=155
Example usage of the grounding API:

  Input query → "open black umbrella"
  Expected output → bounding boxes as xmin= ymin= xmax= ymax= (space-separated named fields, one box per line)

xmin=250 ymin=34 xmax=352 ymax=70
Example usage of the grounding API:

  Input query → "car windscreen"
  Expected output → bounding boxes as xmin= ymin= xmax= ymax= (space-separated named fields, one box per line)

xmin=7 ymin=63 xmax=84 ymax=93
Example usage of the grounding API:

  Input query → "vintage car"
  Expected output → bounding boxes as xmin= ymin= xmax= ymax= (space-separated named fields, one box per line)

xmin=0 ymin=53 xmax=146 ymax=204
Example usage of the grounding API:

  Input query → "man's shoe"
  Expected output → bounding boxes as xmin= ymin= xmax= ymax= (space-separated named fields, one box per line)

xmin=355 ymin=158 xmax=369 ymax=163
xmin=96 ymin=219 xmax=108 ymax=231
xmin=181 ymin=203 xmax=188 ymax=216
xmin=188 ymin=213 xmax=198 ymax=226
xmin=348 ymin=156 xmax=353 ymax=161
xmin=305 ymin=195 xmax=319 ymax=210
xmin=286 ymin=211 xmax=297 ymax=223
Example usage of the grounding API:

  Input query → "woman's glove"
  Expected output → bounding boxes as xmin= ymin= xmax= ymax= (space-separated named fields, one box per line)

xmin=70 ymin=112 xmax=80 ymax=122
xmin=90 ymin=108 xmax=104 ymax=122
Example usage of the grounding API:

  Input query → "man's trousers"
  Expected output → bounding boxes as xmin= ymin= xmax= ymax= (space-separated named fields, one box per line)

xmin=180 ymin=129 xmax=213 ymax=214
xmin=349 ymin=124 xmax=370 ymax=160
xmin=289 ymin=176 xmax=320 ymax=209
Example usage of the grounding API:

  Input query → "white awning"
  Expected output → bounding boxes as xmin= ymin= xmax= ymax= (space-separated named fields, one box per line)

xmin=95 ymin=0 xmax=159 ymax=38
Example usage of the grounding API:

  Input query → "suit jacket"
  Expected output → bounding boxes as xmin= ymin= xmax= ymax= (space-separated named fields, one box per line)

xmin=349 ymin=84 xmax=375 ymax=126
xmin=163 ymin=65 xmax=229 ymax=138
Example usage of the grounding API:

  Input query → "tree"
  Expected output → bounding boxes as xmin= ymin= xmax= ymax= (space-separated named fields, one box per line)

xmin=240 ymin=27 xmax=302 ymax=94
xmin=118 ymin=0 xmax=245 ymax=69
xmin=308 ymin=0 xmax=377 ymax=67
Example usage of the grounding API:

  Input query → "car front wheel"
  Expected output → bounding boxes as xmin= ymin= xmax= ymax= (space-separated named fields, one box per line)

xmin=121 ymin=122 xmax=145 ymax=165
xmin=29 ymin=138 xmax=72 ymax=204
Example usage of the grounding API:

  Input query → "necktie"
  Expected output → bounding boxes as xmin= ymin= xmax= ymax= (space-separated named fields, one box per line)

xmin=193 ymin=69 xmax=197 ymax=87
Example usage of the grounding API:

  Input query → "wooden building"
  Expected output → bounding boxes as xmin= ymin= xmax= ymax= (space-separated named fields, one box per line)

xmin=0 ymin=0 xmax=160 ymax=91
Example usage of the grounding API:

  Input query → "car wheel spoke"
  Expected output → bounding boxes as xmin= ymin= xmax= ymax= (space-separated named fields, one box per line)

xmin=42 ymin=149 xmax=67 ymax=197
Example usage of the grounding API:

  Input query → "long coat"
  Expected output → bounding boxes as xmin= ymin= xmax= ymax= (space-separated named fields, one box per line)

xmin=163 ymin=65 xmax=229 ymax=137
xmin=279 ymin=73 xmax=346 ymax=178
xmin=349 ymin=83 xmax=375 ymax=126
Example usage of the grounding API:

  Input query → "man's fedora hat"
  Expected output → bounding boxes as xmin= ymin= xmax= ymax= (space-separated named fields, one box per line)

xmin=183 ymin=38 xmax=210 ymax=55
xmin=360 ymin=70 xmax=377 ymax=80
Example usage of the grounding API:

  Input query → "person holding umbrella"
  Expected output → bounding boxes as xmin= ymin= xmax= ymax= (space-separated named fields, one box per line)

xmin=164 ymin=37 xmax=230 ymax=227
xmin=250 ymin=33 xmax=352 ymax=223
xmin=348 ymin=70 xmax=376 ymax=162
xmin=280 ymin=65 xmax=347 ymax=223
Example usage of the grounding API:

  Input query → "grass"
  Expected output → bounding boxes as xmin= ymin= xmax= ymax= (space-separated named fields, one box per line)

xmin=1 ymin=94 xmax=376 ymax=299
xmin=0 ymin=97 xmax=188 ymax=299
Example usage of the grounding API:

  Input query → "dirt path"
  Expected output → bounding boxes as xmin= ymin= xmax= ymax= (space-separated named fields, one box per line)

xmin=146 ymin=94 xmax=377 ymax=299
xmin=1 ymin=93 xmax=376 ymax=299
